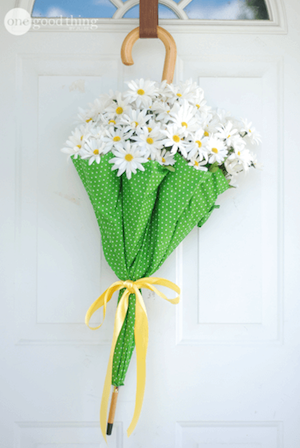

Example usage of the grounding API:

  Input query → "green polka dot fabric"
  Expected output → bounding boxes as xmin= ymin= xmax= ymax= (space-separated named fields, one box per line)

xmin=72 ymin=152 xmax=229 ymax=387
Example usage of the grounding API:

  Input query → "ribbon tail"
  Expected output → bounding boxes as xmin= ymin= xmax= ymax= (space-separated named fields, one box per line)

xmin=127 ymin=288 xmax=149 ymax=437
xmin=100 ymin=290 xmax=130 ymax=442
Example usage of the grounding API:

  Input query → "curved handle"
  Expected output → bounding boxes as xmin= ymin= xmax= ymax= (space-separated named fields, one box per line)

xmin=121 ymin=26 xmax=177 ymax=84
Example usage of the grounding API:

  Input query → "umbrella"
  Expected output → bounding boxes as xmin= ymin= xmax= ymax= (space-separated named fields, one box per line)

xmin=62 ymin=6 xmax=260 ymax=440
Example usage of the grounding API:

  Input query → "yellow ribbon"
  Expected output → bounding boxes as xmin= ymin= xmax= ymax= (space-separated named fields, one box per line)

xmin=85 ymin=277 xmax=180 ymax=441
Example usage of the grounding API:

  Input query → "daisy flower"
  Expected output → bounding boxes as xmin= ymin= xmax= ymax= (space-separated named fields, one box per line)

xmin=156 ymin=149 xmax=176 ymax=166
xmin=106 ymin=92 xmax=130 ymax=119
xmin=100 ymin=115 xmax=121 ymax=127
xmin=109 ymin=141 xmax=148 ymax=179
xmin=250 ymin=152 xmax=263 ymax=170
xmin=61 ymin=124 xmax=91 ymax=159
xmin=152 ymin=101 xmax=173 ymax=124
xmin=206 ymin=136 xmax=228 ymax=164
xmin=167 ymin=79 xmax=203 ymax=104
xmin=121 ymin=108 xmax=151 ymax=132
xmin=185 ymin=128 xmax=209 ymax=159
xmin=161 ymin=124 xmax=187 ymax=155
xmin=241 ymin=119 xmax=261 ymax=145
xmin=169 ymin=100 xmax=200 ymax=136
xmin=144 ymin=118 xmax=160 ymax=133
xmin=124 ymin=79 xmax=157 ymax=108
xmin=133 ymin=126 xmax=164 ymax=158
xmin=155 ymin=80 xmax=170 ymax=102
xmin=89 ymin=125 xmax=105 ymax=140
xmin=188 ymin=154 xmax=208 ymax=171
xmin=224 ymin=158 xmax=244 ymax=176
xmin=81 ymin=138 xmax=105 ymax=165
xmin=216 ymin=121 xmax=239 ymax=147
xmin=227 ymin=147 xmax=253 ymax=171
xmin=78 ymin=107 xmax=93 ymax=124
xmin=102 ymin=126 xmax=133 ymax=153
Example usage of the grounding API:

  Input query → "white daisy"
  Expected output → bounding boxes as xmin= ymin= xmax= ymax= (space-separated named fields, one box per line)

xmin=61 ymin=124 xmax=91 ymax=159
xmin=191 ymin=97 xmax=211 ymax=120
xmin=106 ymin=92 xmax=130 ymax=119
xmin=81 ymin=138 xmax=105 ymax=165
xmin=109 ymin=141 xmax=148 ymax=179
xmin=89 ymin=125 xmax=105 ymax=140
xmin=161 ymin=124 xmax=187 ymax=155
xmin=188 ymin=154 xmax=208 ymax=171
xmin=169 ymin=100 xmax=200 ymax=136
xmin=216 ymin=121 xmax=239 ymax=147
xmin=206 ymin=136 xmax=228 ymax=164
xmin=133 ymin=126 xmax=164 ymax=158
xmin=227 ymin=147 xmax=253 ymax=171
xmin=102 ymin=126 xmax=133 ymax=153
xmin=241 ymin=119 xmax=261 ymax=145
xmin=225 ymin=158 xmax=244 ymax=176
xmin=250 ymin=152 xmax=263 ymax=170
xmin=100 ymin=116 xmax=120 ymax=127
xmin=156 ymin=149 xmax=176 ymax=166
xmin=152 ymin=101 xmax=173 ymax=124
xmin=121 ymin=108 xmax=151 ymax=132
xmin=124 ymin=79 xmax=157 ymax=108
xmin=185 ymin=128 xmax=209 ymax=159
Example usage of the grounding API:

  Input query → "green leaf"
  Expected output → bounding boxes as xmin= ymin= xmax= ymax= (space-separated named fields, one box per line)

xmin=208 ymin=162 xmax=219 ymax=173
xmin=164 ymin=165 xmax=175 ymax=172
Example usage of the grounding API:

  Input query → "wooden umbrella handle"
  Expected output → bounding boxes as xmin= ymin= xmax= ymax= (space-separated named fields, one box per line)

xmin=120 ymin=26 xmax=177 ymax=84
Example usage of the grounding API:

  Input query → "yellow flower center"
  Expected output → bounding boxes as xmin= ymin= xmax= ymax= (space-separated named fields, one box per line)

xmin=177 ymin=93 xmax=182 ymax=97
xmin=133 ymin=121 xmax=138 ymax=127
xmin=227 ymin=134 xmax=231 ymax=138
xmin=194 ymin=160 xmax=199 ymax=166
xmin=109 ymin=120 xmax=116 ymax=124
xmin=86 ymin=118 xmax=92 ymax=123
xmin=113 ymin=136 xmax=121 ymax=142
xmin=162 ymin=157 xmax=166 ymax=163
xmin=173 ymin=135 xmax=180 ymax=143
xmin=237 ymin=151 xmax=241 ymax=156
xmin=76 ymin=144 xmax=81 ymax=149
xmin=196 ymin=104 xmax=200 ymax=109
xmin=137 ymin=89 xmax=145 ymax=95
xmin=249 ymin=129 xmax=252 ymax=133
xmin=93 ymin=149 xmax=99 ymax=155
xmin=181 ymin=121 xmax=188 ymax=128
xmin=147 ymin=127 xmax=152 ymax=132
xmin=195 ymin=140 xmax=202 ymax=148
xmin=167 ymin=110 xmax=170 ymax=114
xmin=212 ymin=147 xmax=218 ymax=154
xmin=80 ymin=135 xmax=83 ymax=141
xmin=116 ymin=107 xmax=123 ymax=115
xmin=125 ymin=154 xmax=133 ymax=162
xmin=147 ymin=137 xmax=154 ymax=144
xmin=204 ymin=131 xmax=209 ymax=137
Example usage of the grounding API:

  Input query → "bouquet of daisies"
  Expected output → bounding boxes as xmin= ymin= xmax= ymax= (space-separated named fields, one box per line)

xmin=61 ymin=78 xmax=260 ymax=439
xmin=62 ymin=78 xmax=260 ymax=183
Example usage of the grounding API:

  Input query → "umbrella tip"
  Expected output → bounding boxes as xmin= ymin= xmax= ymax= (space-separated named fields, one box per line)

xmin=106 ymin=422 xmax=113 ymax=435
xmin=106 ymin=386 xmax=119 ymax=436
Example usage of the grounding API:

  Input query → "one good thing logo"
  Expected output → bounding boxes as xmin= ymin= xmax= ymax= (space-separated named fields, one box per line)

xmin=4 ymin=8 xmax=32 ymax=36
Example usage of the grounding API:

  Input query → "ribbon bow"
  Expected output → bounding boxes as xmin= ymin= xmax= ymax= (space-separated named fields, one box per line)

xmin=85 ymin=277 xmax=180 ymax=441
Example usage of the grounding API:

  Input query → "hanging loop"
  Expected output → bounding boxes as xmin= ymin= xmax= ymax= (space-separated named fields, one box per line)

xmin=120 ymin=26 xmax=177 ymax=84
xmin=139 ymin=0 xmax=158 ymax=38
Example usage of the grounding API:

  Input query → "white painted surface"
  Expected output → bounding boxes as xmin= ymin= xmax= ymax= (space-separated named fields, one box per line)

xmin=1 ymin=0 xmax=300 ymax=447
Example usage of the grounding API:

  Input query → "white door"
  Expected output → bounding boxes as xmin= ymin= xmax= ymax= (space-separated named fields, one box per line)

xmin=2 ymin=0 xmax=300 ymax=447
